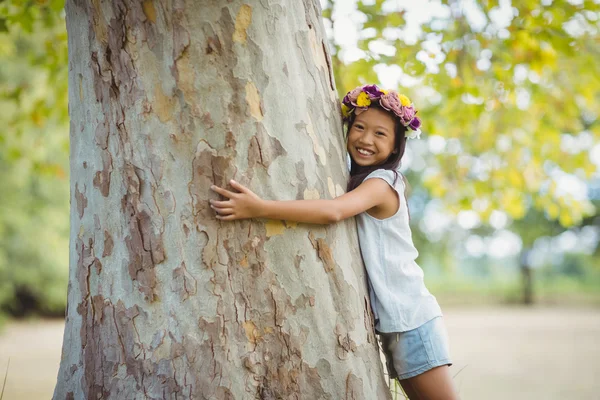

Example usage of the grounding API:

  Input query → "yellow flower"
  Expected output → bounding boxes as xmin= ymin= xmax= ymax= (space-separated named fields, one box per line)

xmin=381 ymin=89 xmax=389 ymax=95
xmin=399 ymin=94 xmax=411 ymax=107
xmin=341 ymin=104 xmax=350 ymax=117
xmin=356 ymin=92 xmax=371 ymax=107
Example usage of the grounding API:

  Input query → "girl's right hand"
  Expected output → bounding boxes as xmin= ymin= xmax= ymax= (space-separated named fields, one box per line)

xmin=209 ymin=180 xmax=265 ymax=221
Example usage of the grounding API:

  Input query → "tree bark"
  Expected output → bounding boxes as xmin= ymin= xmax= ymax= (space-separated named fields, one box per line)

xmin=55 ymin=0 xmax=390 ymax=398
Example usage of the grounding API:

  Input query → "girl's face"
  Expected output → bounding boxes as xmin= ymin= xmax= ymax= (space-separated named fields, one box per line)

xmin=347 ymin=107 xmax=397 ymax=167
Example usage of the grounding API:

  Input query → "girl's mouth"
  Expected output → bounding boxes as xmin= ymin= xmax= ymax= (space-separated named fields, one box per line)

xmin=356 ymin=147 xmax=374 ymax=157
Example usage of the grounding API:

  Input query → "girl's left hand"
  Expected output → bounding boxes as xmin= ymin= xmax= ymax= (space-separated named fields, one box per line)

xmin=210 ymin=180 xmax=264 ymax=221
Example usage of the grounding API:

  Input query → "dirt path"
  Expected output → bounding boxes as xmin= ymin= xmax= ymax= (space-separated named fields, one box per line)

xmin=1 ymin=307 xmax=599 ymax=399
xmin=0 ymin=318 xmax=64 ymax=399
xmin=445 ymin=307 xmax=600 ymax=400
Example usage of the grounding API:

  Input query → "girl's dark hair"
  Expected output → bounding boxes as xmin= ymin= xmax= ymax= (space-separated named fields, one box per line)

xmin=345 ymin=105 xmax=408 ymax=192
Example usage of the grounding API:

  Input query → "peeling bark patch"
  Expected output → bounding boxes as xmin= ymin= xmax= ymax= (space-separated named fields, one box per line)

xmin=102 ymin=230 xmax=114 ymax=257
xmin=345 ymin=373 xmax=365 ymax=400
xmin=206 ymin=35 xmax=222 ymax=54
xmin=225 ymin=131 xmax=236 ymax=149
xmin=142 ymin=0 xmax=157 ymax=23
xmin=75 ymin=183 xmax=88 ymax=219
xmin=93 ymin=149 xmax=113 ymax=197
xmin=76 ymin=238 xmax=95 ymax=302
xmin=173 ymin=17 xmax=190 ymax=61
xmin=284 ymin=221 xmax=298 ymax=229
xmin=265 ymin=220 xmax=286 ymax=237
xmin=172 ymin=262 xmax=197 ymax=301
xmin=245 ymin=81 xmax=263 ymax=121
xmin=297 ymin=115 xmax=327 ymax=165
xmin=248 ymin=123 xmax=286 ymax=173
xmin=243 ymin=321 xmax=260 ymax=345
xmin=295 ymin=161 xmax=308 ymax=199
xmin=294 ymin=253 xmax=304 ymax=270
xmin=78 ymin=297 xmax=147 ymax=399
xmin=303 ymin=188 xmax=320 ymax=200
xmin=94 ymin=120 xmax=109 ymax=150
xmin=202 ymin=112 xmax=214 ymax=129
xmin=308 ymin=232 xmax=336 ymax=273
xmin=232 ymin=4 xmax=252 ymax=44
xmin=335 ymin=324 xmax=357 ymax=360
xmin=308 ymin=27 xmax=329 ymax=73
xmin=124 ymin=212 xmax=160 ymax=302
xmin=191 ymin=145 xmax=237 ymax=219
xmin=154 ymin=84 xmax=177 ymax=122
xmin=122 ymin=163 xmax=165 ymax=302
xmin=174 ymin=51 xmax=196 ymax=103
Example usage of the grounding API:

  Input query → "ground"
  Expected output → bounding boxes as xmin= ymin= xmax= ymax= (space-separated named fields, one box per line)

xmin=1 ymin=306 xmax=599 ymax=399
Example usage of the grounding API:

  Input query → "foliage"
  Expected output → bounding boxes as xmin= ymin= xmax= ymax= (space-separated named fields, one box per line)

xmin=0 ymin=0 xmax=598 ymax=320
xmin=326 ymin=0 xmax=600 ymax=227
xmin=0 ymin=0 xmax=69 ymax=317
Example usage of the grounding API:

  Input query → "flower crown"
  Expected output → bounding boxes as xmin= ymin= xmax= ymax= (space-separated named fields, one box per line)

xmin=341 ymin=84 xmax=422 ymax=139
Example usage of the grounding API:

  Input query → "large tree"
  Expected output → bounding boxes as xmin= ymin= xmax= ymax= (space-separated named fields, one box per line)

xmin=53 ymin=0 xmax=390 ymax=398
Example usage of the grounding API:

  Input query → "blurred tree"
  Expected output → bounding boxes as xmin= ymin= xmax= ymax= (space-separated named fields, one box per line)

xmin=0 ymin=0 xmax=69 ymax=317
xmin=325 ymin=0 xmax=600 ymax=228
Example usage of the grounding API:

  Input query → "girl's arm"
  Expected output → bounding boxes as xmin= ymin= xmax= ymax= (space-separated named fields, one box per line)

xmin=209 ymin=178 xmax=396 ymax=224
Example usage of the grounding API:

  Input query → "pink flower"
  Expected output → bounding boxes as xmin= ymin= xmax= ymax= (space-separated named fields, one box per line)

xmin=402 ymin=106 xmax=416 ymax=123
xmin=379 ymin=91 xmax=402 ymax=115
xmin=343 ymin=87 xmax=364 ymax=107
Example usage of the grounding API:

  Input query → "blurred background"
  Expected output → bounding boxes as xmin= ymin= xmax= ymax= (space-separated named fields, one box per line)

xmin=0 ymin=0 xmax=599 ymax=399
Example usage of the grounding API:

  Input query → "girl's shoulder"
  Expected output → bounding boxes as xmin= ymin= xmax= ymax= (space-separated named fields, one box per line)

xmin=364 ymin=168 xmax=405 ymax=191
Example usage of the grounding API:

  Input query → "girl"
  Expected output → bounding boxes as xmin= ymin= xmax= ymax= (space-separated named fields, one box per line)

xmin=210 ymin=84 xmax=458 ymax=400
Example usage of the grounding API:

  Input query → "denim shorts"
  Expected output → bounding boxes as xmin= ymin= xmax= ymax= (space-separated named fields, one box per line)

xmin=378 ymin=316 xmax=452 ymax=380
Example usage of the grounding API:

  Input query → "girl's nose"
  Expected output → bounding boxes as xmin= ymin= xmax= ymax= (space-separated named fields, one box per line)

xmin=357 ymin=133 xmax=374 ymax=145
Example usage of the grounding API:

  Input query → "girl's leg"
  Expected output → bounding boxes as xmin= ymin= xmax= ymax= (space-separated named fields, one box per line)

xmin=400 ymin=365 xmax=458 ymax=400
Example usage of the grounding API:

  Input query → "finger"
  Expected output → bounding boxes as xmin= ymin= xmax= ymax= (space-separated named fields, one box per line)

xmin=209 ymin=200 xmax=232 ymax=208
xmin=212 ymin=206 xmax=234 ymax=215
xmin=230 ymin=180 xmax=249 ymax=193
xmin=210 ymin=185 xmax=235 ymax=199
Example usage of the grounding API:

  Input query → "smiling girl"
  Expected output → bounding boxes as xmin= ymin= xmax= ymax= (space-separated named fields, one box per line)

xmin=210 ymin=85 xmax=458 ymax=399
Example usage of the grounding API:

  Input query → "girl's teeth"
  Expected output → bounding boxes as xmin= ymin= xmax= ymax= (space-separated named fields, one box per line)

xmin=358 ymin=148 xmax=372 ymax=155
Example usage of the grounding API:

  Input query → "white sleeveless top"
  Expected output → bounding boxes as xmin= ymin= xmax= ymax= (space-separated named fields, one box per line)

xmin=356 ymin=169 xmax=442 ymax=332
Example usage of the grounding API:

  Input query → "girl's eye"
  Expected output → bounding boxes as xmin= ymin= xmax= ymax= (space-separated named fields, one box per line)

xmin=376 ymin=131 xmax=386 ymax=136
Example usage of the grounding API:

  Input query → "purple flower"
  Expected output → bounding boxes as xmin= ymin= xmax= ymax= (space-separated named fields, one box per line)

xmin=409 ymin=116 xmax=421 ymax=130
xmin=362 ymin=84 xmax=385 ymax=100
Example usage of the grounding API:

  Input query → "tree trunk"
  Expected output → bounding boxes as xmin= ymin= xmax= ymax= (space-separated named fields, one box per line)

xmin=55 ymin=1 xmax=390 ymax=398
xmin=520 ymin=250 xmax=534 ymax=305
